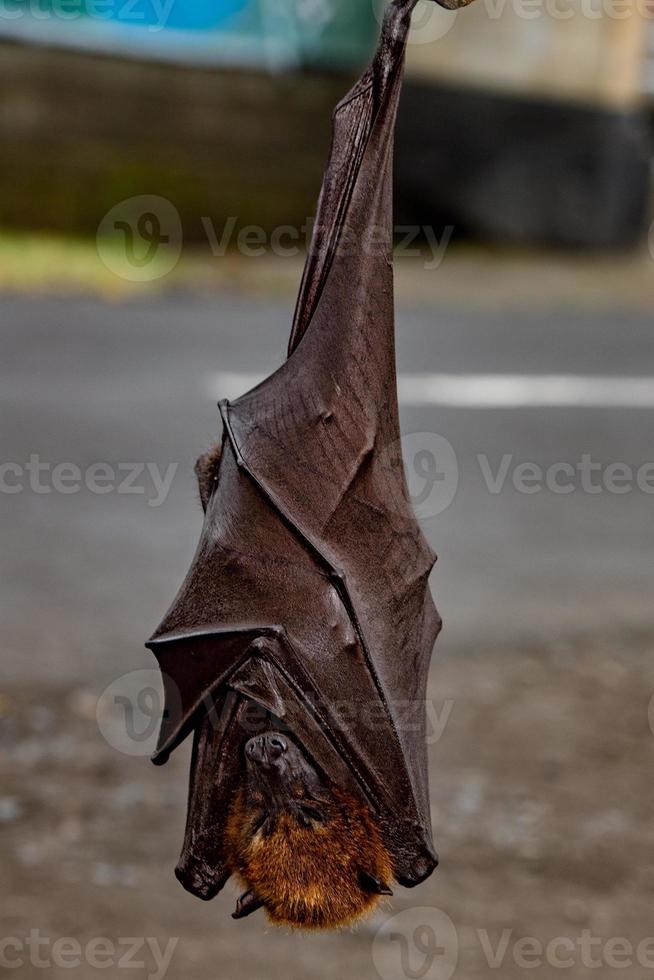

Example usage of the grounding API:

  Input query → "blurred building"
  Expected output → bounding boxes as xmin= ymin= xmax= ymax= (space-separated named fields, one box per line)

xmin=0 ymin=0 xmax=651 ymax=246
xmin=0 ymin=0 xmax=376 ymax=67
xmin=397 ymin=0 xmax=653 ymax=246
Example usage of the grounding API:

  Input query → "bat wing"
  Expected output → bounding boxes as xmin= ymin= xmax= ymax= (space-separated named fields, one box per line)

xmin=148 ymin=0 xmax=441 ymax=888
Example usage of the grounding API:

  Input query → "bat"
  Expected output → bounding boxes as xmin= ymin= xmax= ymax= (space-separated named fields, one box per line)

xmin=147 ymin=0 xmax=474 ymax=929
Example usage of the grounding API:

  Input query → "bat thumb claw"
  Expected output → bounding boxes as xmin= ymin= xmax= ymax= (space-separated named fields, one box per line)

xmin=359 ymin=871 xmax=394 ymax=896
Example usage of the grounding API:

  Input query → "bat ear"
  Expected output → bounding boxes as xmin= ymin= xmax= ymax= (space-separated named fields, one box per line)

xmin=359 ymin=871 xmax=393 ymax=896
xmin=232 ymin=889 xmax=265 ymax=919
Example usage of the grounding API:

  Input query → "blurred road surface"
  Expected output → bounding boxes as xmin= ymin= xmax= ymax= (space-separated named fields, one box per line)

xmin=2 ymin=290 xmax=653 ymax=685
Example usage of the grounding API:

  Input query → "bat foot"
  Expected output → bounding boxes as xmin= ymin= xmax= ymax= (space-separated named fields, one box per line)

xmin=232 ymin=889 xmax=265 ymax=920
xmin=359 ymin=871 xmax=393 ymax=895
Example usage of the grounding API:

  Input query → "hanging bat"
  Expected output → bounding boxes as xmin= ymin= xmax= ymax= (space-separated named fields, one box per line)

xmin=147 ymin=0 xmax=474 ymax=930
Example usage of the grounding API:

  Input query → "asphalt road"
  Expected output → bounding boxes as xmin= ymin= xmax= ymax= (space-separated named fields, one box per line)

xmin=2 ymin=290 xmax=653 ymax=686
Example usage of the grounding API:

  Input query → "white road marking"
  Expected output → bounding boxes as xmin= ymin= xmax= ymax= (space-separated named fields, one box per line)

xmin=207 ymin=372 xmax=654 ymax=408
xmin=396 ymin=374 xmax=654 ymax=408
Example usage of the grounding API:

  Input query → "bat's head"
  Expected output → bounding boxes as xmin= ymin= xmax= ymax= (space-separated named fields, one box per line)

xmin=242 ymin=729 xmax=328 ymax=818
xmin=225 ymin=731 xmax=393 ymax=929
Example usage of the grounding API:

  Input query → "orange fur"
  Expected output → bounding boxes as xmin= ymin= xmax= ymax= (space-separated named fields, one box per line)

xmin=194 ymin=443 xmax=222 ymax=511
xmin=225 ymin=786 xmax=393 ymax=929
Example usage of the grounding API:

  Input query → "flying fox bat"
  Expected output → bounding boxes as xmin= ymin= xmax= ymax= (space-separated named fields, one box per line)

xmin=147 ymin=0 xmax=474 ymax=929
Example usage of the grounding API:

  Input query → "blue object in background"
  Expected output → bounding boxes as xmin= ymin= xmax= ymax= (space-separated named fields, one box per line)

xmin=0 ymin=0 xmax=379 ymax=71
xmin=106 ymin=0 xmax=250 ymax=31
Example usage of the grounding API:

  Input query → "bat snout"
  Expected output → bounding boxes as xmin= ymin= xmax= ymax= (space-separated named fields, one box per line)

xmin=245 ymin=732 xmax=288 ymax=767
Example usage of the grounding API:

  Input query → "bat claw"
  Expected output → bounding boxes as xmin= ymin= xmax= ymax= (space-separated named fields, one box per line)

xmin=232 ymin=889 xmax=265 ymax=920
xmin=359 ymin=871 xmax=393 ymax=896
